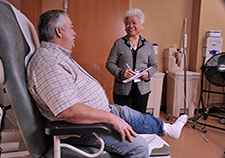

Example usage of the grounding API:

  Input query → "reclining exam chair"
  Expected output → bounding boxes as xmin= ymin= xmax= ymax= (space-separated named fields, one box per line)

xmin=0 ymin=1 xmax=171 ymax=157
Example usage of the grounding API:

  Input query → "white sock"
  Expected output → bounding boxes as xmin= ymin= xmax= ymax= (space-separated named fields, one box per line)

xmin=164 ymin=115 xmax=188 ymax=139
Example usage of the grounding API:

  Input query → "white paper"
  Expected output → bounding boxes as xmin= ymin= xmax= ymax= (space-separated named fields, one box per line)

xmin=122 ymin=67 xmax=153 ymax=83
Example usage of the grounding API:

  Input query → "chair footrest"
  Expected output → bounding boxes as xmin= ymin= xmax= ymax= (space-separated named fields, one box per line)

xmin=150 ymin=145 xmax=171 ymax=157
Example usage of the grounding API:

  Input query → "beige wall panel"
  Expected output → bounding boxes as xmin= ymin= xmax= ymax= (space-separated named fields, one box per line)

xmin=131 ymin=0 xmax=193 ymax=72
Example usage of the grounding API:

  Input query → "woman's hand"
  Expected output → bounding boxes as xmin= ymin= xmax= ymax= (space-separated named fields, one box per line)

xmin=140 ymin=71 xmax=148 ymax=80
xmin=124 ymin=69 xmax=135 ymax=78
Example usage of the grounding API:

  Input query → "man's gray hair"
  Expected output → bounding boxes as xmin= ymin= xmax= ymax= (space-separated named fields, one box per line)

xmin=123 ymin=8 xmax=145 ymax=24
xmin=38 ymin=10 xmax=68 ymax=42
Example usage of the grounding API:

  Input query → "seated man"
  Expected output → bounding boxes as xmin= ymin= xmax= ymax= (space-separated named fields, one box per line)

xmin=26 ymin=9 xmax=188 ymax=158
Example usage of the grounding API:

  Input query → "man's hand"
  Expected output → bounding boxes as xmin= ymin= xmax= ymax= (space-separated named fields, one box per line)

xmin=57 ymin=103 xmax=137 ymax=142
xmin=109 ymin=115 xmax=137 ymax=142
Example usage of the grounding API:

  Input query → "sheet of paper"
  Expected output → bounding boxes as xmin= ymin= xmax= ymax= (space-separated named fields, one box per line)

xmin=122 ymin=67 xmax=153 ymax=83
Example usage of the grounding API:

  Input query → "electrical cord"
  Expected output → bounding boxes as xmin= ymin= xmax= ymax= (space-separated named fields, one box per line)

xmin=187 ymin=124 xmax=208 ymax=142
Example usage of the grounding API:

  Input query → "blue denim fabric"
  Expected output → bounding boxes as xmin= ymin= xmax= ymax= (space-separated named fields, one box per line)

xmin=110 ymin=104 xmax=165 ymax=136
xmin=61 ymin=104 xmax=165 ymax=157
xmin=62 ymin=132 xmax=149 ymax=157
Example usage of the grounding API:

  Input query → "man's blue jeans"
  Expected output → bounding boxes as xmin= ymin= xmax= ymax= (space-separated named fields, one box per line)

xmin=110 ymin=104 xmax=165 ymax=136
xmin=62 ymin=105 xmax=165 ymax=157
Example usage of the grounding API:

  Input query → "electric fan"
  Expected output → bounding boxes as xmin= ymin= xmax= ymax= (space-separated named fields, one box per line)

xmin=204 ymin=52 xmax=225 ymax=87
xmin=194 ymin=52 xmax=225 ymax=131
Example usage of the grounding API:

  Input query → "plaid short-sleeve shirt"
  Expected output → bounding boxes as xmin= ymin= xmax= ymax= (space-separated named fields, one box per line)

xmin=27 ymin=41 xmax=110 ymax=121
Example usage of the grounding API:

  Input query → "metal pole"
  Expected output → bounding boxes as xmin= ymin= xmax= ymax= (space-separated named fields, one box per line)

xmin=183 ymin=18 xmax=187 ymax=114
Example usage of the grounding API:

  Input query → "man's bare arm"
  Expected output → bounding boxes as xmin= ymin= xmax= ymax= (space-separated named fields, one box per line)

xmin=57 ymin=102 xmax=137 ymax=142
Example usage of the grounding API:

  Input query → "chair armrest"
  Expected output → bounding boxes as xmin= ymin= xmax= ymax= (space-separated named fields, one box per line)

xmin=45 ymin=121 xmax=112 ymax=136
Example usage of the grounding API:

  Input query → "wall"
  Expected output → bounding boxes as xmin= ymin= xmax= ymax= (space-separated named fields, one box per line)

xmin=42 ymin=0 xmax=64 ymax=12
xmin=41 ymin=0 xmax=195 ymax=104
xmin=8 ymin=0 xmax=42 ymax=30
xmin=41 ymin=0 xmax=225 ymax=106
xmin=131 ymin=0 xmax=225 ymax=107
xmin=131 ymin=0 xmax=225 ymax=72
xmin=68 ymin=0 xmax=129 ymax=104
xmin=131 ymin=0 xmax=193 ymax=72
xmin=198 ymin=0 xmax=225 ymax=70
xmin=41 ymin=0 xmax=129 ymax=104
xmin=10 ymin=0 xmax=224 ymax=107
xmin=198 ymin=0 xmax=225 ymax=104
xmin=131 ymin=0 xmax=194 ymax=107
xmin=189 ymin=0 xmax=225 ymax=72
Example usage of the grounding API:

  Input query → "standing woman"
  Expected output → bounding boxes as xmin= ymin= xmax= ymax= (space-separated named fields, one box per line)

xmin=106 ymin=8 xmax=158 ymax=113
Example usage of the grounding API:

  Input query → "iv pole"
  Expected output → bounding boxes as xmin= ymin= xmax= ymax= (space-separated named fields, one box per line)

xmin=167 ymin=19 xmax=208 ymax=142
xmin=167 ymin=19 xmax=204 ymax=121
xmin=181 ymin=18 xmax=187 ymax=113
xmin=167 ymin=18 xmax=187 ymax=118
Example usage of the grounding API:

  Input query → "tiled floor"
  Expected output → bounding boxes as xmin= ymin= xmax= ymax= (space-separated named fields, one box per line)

xmin=159 ymin=112 xmax=225 ymax=158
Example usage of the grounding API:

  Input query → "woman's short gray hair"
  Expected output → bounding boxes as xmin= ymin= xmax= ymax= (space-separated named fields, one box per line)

xmin=123 ymin=8 xmax=145 ymax=24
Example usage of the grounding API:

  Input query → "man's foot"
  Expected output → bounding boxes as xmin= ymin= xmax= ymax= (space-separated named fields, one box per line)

xmin=164 ymin=115 xmax=188 ymax=139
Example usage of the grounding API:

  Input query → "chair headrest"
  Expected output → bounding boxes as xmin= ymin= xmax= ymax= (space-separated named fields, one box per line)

xmin=0 ymin=0 xmax=40 ymax=68
xmin=0 ymin=59 xmax=4 ymax=85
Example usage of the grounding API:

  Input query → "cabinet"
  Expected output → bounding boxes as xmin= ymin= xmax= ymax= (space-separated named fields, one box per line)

xmin=146 ymin=71 xmax=165 ymax=117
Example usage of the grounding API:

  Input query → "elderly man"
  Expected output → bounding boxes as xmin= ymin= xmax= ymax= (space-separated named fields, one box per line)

xmin=27 ymin=9 xmax=187 ymax=158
